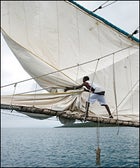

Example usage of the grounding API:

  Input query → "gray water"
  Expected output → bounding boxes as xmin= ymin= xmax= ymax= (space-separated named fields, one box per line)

xmin=1 ymin=127 xmax=139 ymax=167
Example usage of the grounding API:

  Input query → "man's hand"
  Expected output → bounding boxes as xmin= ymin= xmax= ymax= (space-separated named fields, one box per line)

xmin=64 ymin=86 xmax=75 ymax=92
xmin=84 ymin=88 xmax=90 ymax=92
xmin=64 ymin=85 xmax=82 ymax=92
xmin=64 ymin=87 xmax=69 ymax=92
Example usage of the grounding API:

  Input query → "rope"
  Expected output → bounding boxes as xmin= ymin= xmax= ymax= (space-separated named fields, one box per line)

xmin=56 ymin=1 xmax=60 ymax=73
xmin=94 ymin=25 xmax=101 ymax=165
xmin=75 ymin=64 xmax=81 ymax=112
xmin=93 ymin=1 xmax=110 ymax=12
xmin=76 ymin=64 xmax=80 ymax=83
xmin=96 ymin=145 xmax=101 ymax=165
xmin=1 ymin=28 xmax=76 ymax=85
xmin=112 ymin=80 xmax=138 ymax=114
xmin=128 ymin=26 xmax=139 ymax=38
xmin=93 ymin=1 xmax=117 ymax=12
xmin=128 ymin=49 xmax=134 ymax=115
xmin=96 ymin=117 xmax=100 ymax=147
xmin=10 ymin=83 xmax=17 ymax=112
xmin=89 ymin=59 xmax=100 ymax=97
xmin=112 ymin=53 xmax=120 ymax=135
xmin=82 ymin=58 xmax=101 ymax=164
xmin=112 ymin=54 xmax=118 ymax=120
xmin=76 ymin=8 xmax=81 ymax=81
xmin=12 ymin=87 xmax=45 ymax=95
xmin=7 ymin=85 xmax=80 ymax=96
xmin=101 ymin=1 xmax=117 ymax=8
xmin=96 ymin=116 xmax=101 ymax=165
xmin=84 ymin=59 xmax=99 ymax=121
xmin=32 ymin=82 xmax=38 ymax=107
xmin=1 ymin=45 xmax=135 ymax=89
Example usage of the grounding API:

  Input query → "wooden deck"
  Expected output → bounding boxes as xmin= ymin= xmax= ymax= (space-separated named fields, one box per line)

xmin=1 ymin=104 xmax=139 ymax=127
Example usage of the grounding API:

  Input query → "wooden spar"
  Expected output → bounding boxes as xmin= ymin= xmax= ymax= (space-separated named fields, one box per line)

xmin=1 ymin=104 xmax=139 ymax=127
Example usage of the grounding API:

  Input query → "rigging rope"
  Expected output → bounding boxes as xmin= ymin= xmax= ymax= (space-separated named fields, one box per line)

xmin=93 ymin=1 xmax=108 ymax=12
xmin=1 ymin=45 xmax=135 ymax=89
xmin=112 ymin=80 xmax=138 ymax=113
xmin=128 ymin=49 xmax=134 ymax=115
xmin=88 ymin=59 xmax=100 ymax=100
xmin=128 ymin=26 xmax=139 ymax=38
xmin=10 ymin=83 xmax=17 ymax=112
xmin=81 ymin=58 xmax=101 ymax=164
xmin=84 ymin=58 xmax=100 ymax=122
xmin=112 ymin=53 xmax=120 ymax=135
xmin=76 ymin=8 xmax=81 ymax=82
xmin=95 ymin=24 xmax=101 ymax=165
xmin=93 ymin=1 xmax=117 ymax=12
xmin=96 ymin=117 xmax=101 ymax=165
xmin=75 ymin=64 xmax=81 ymax=112
xmin=101 ymin=1 xmax=117 ymax=8
xmin=1 ymin=28 xmax=76 ymax=85
xmin=112 ymin=54 xmax=118 ymax=120
xmin=32 ymin=82 xmax=38 ymax=107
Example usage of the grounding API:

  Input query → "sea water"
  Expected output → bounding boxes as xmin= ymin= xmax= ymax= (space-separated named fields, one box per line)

xmin=1 ymin=127 xmax=139 ymax=167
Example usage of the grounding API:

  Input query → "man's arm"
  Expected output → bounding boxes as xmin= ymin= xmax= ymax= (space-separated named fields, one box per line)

xmin=64 ymin=81 xmax=95 ymax=92
xmin=83 ymin=82 xmax=95 ymax=92
xmin=64 ymin=84 xmax=83 ymax=92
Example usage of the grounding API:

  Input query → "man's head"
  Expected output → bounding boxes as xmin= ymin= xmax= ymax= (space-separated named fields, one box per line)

xmin=83 ymin=76 xmax=89 ymax=82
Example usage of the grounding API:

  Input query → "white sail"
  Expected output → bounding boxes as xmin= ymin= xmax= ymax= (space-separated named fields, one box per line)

xmin=1 ymin=1 xmax=139 ymax=123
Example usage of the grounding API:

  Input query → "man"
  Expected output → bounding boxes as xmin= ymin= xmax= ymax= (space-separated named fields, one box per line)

xmin=64 ymin=76 xmax=113 ymax=119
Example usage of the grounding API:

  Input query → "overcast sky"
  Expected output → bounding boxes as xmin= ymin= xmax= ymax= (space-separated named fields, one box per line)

xmin=1 ymin=1 xmax=139 ymax=128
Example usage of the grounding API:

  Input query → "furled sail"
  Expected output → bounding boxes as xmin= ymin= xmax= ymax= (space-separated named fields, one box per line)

xmin=1 ymin=1 xmax=139 ymax=124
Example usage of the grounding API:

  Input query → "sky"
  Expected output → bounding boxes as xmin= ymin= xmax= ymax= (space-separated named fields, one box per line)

xmin=1 ymin=1 xmax=139 ymax=128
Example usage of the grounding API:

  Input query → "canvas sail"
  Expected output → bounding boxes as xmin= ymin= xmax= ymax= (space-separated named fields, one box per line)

xmin=1 ymin=1 xmax=139 ymax=124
